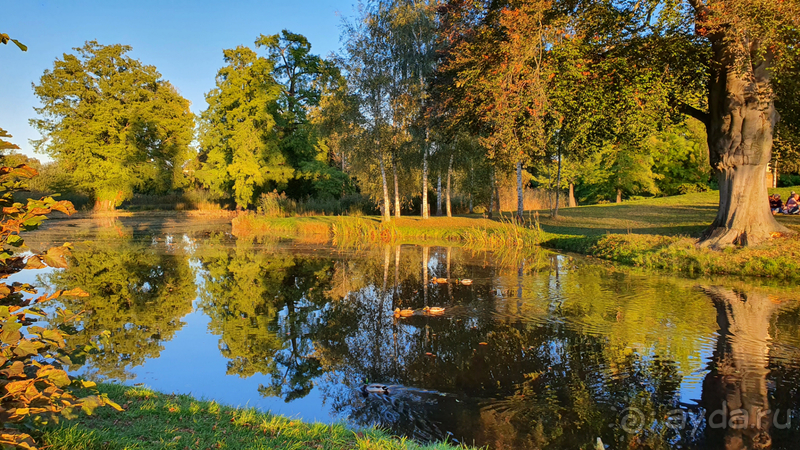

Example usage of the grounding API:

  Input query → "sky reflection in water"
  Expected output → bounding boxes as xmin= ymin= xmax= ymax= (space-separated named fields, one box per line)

xmin=19 ymin=217 xmax=800 ymax=449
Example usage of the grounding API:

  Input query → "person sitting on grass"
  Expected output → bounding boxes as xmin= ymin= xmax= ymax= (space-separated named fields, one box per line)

xmin=770 ymin=194 xmax=783 ymax=214
xmin=783 ymin=193 xmax=799 ymax=215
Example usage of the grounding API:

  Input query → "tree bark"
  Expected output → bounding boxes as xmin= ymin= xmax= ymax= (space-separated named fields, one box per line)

xmin=436 ymin=174 xmax=443 ymax=216
xmin=95 ymin=190 xmax=123 ymax=211
xmin=616 ymin=188 xmax=622 ymax=204
xmin=379 ymin=152 xmax=391 ymax=223
xmin=552 ymin=149 xmax=562 ymax=219
xmin=468 ymin=160 xmax=474 ymax=214
xmin=94 ymin=200 xmax=115 ymax=212
xmin=495 ymin=174 xmax=501 ymax=216
xmin=772 ymin=159 xmax=779 ymax=189
xmin=446 ymin=154 xmax=453 ymax=217
xmin=697 ymin=27 xmax=791 ymax=248
xmin=421 ymin=142 xmax=429 ymax=219
xmin=568 ymin=182 xmax=577 ymax=207
xmin=393 ymin=153 xmax=401 ymax=218
xmin=489 ymin=168 xmax=495 ymax=219
xmin=516 ymin=161 xmax=524 ymax=221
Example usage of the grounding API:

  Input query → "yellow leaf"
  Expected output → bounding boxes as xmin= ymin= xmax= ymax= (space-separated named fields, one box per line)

xmin=61 ymin=288 xmax=89 ymax=298
xmin=24 ymin=256 xmax=46 ymax=270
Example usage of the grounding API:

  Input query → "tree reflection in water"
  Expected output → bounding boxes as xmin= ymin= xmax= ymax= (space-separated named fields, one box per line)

xmin=45 ymin=235 xmax=800 ymax=449
xmin=44 ymin=220 xmax=196 ymax=381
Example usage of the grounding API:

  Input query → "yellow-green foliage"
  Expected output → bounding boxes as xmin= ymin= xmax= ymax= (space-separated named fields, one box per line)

xmin=0 ymin=165 xmax=121 ymax=449
xmin=232 ymin=214 xmax=543 ymax=250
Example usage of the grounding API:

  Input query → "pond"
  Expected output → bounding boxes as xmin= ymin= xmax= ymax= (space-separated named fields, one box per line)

xmin=19 ymin=216 xmax=800 ymax=449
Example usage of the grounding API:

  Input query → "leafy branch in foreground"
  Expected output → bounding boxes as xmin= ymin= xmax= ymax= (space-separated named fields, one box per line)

xmin=0 ymin=164 xmax=121 ymax=449
xmin=0 ymin=34 xmax=26 ymax=52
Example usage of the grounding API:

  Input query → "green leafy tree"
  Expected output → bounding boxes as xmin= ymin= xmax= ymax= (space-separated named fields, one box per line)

xmin=435 ymin=0 xmax=559 ymax=219
xmin=341 ymin=5 xmax=396 ymax=222
xmin=568 ymin=0 xmax=800 ymax=247
xmin=31 ymin=41 xmax=195 ymax=210
xmin=255 ymin=31 xmax=349 ymax=200
xmin=649 ymin=120 xmax=711 ymax=195
xmin=197 ymin=45 xmax=292 ymax=209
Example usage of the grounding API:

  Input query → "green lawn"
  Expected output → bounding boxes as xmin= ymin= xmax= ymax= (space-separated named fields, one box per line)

xmin=534 ymin=188 xmax=800 ymax=237
xmin=37 ymin=383 xmax=469 ymax=450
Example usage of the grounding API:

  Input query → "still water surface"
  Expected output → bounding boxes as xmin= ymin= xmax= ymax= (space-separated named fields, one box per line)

xmin=19 ymin=216 xmax=800 ymax=449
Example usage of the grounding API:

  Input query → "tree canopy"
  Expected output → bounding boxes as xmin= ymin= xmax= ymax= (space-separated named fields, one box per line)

xmin=31 ymin=41 xmax=195 ymax=210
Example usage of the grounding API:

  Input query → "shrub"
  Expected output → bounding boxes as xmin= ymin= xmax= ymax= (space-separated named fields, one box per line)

xmin=257 ymin=191 xmax=297 ymax=217
xmin=0 ymin=165 xmax=121 ymax=449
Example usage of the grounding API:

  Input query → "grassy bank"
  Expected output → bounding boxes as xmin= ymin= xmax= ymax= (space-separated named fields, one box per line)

xmin=533 ymin=188 xmax=800 ymax=279
xmin=542 ymin=232 xmax=800 ymax=279
xmin=231 ymin=188 xmax=800 ymax=280
xmin=232 ymin=214 xmax=542 ymax=249
xmin=37 ymin=383 xmax=467 ymax=450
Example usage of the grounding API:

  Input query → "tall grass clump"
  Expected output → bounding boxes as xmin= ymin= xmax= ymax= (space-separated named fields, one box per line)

xmin=257 ymin=191 xmax=297 ymax=217
xmin=459 ymin=216 xmax=542 ymax=249
xmin=331 ymin=217 xmax=393 ymax=246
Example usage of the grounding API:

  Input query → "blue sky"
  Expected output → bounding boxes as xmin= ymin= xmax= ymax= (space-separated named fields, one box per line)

xmin=1 ymin=0 xmax=357 ymax=161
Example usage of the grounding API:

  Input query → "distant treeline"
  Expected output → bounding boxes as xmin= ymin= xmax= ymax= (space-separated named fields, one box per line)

xmin=4 ymin=0 xmax=799 ymax=217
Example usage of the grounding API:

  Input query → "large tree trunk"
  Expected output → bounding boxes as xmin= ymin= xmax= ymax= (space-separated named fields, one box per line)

xmin=379 ymin=153 xmax=391 ymax=223
xmin=393 ymin=153 xmax=401 ymax=218
xmin=698 ymin=29 xmax=790 ymax=248
xmin=421 ymin=143 xmax=429 ymax=219
xmin=568 ymin=182 xmax=577 ymax=207
xmin=94 ymin=199 xmax=116 ymax=212
xmin=95 ymin=190 xmax=123 ymax=212
xmin=436 ymin=174 xmax=443 ymax=216
xmin=446 ymin=154 xmax=453 ymax=217
xmin=516 ymin=160 xmax=524 ymax=221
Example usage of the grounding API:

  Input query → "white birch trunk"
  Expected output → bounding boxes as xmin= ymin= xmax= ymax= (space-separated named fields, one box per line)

xmin=436 ymin=174 xmax=442 ymax=216
xmin=393 ymin=154 xmax=401 ymax=218
xmin=380 ymin=153 xmax=391 ymax=222
xmin=421 ymin=143 xmax=429 ymax=219
xmin=446 ymin=154 xmax=453 ymax=217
